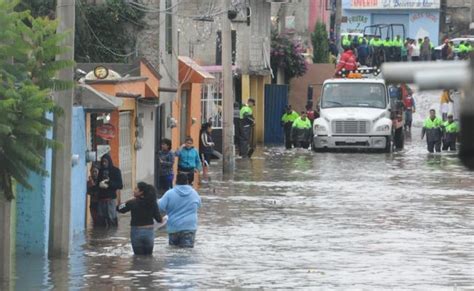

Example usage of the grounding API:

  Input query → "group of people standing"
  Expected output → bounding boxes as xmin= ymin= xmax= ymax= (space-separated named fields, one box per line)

xmin=422 ymin=105 xmax=460 ymax=153
xmin=440 ymin=39 xmax=473 ymax=60
xmin=337 ymin=34 xmax=436 ymax=69
xmin=87 ymin=135 xmax=206 ymax=255
xmin=281 ymin=104 xmax=318 ymax=150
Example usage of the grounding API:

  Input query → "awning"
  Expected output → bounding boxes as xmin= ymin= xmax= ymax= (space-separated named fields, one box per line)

xmin=75 ymin=84 xmax=123 ymax=111
xmin=178 ymin=56 xmax=215 ymax=84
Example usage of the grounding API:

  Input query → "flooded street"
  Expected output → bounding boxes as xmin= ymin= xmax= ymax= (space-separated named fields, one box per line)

xmin=9 ymin=129 xmax=474 ymax=290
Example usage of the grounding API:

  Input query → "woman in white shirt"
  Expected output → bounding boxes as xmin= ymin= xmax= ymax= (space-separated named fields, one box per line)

xmin=410 ymin=39 xmax=420 ymax=61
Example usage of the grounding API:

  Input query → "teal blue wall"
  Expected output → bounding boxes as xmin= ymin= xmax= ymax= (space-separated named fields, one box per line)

xmin=70 ymin=106 xmax=87 ymax=236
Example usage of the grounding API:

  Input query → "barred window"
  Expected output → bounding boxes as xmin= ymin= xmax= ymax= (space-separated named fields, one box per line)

xmin=201 ymin=72 xmax=223 ymax=129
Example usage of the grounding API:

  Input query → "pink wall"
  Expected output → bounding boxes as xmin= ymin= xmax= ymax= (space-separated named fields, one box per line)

xmin=309 ymin=0 xmax=330 ymax=32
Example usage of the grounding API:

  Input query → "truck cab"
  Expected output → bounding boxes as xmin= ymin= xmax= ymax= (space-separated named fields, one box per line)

xmin=313 ymin=76 xmax=392 ymax=152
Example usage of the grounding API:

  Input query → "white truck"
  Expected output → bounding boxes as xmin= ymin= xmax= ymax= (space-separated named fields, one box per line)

xmin=313 ymin=76 xmax=393 ymax=152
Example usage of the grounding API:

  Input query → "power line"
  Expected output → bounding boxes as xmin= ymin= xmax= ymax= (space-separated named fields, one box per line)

xmin=76 ymin=1 xmax=136 ymax=58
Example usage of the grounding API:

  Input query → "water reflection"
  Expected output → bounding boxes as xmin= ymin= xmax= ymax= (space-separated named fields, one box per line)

xmin=9 ymin=129 xmax=474 ymax=289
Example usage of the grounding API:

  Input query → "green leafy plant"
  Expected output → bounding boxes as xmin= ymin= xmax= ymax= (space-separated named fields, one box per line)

xmin=312 ymin=21 xmax=329 ymax=63
xmin=0 ymin=0 xmax=71 ymax=200
xmin=271 ymin=31 xmax=308 ymax=82
xmin=75 ymin=0 xmax=145 ymax=62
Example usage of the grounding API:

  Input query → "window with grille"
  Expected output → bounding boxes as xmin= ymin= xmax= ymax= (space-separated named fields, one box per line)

xmin=201 ymin=72 xmax=223 ymax=129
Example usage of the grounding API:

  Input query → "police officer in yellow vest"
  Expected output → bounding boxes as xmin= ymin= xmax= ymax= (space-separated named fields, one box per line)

xmin=442 ymin=114 xmax=459 ymax=151
xmin=291 ymin=111 xmax=312 ymax=149
xmin=239 ymin=98 xmax=255 ymax=158
xmin=281 ymin=105 xmax=299 ymax=149
xmin=421 ymin=109 xmax=443 ymax=153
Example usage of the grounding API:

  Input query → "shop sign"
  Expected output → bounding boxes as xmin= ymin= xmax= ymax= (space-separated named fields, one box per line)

xmin=350 ymin=0 xmax=440 ymax=9
xmin=96 ymin=123 xmax=116 ymax=140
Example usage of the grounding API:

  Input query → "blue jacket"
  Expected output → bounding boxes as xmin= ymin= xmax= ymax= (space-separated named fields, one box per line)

xmin=158 ymin=185 xmax=201 ymax=233
xmin=176 ymin=146 xmax=202 ymax=170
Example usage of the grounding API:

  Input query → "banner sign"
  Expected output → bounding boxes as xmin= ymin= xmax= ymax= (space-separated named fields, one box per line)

xmin=350 ymin=0 xmax=440 ymax=9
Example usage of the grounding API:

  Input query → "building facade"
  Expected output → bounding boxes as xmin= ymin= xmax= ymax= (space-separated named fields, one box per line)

xmin=440 ymin=0 xmax=472 ymax=38
xmin=176 ymin=0 xmax=272 ymax=145
xmin=341 ymin=0 xmax=441 ymax=45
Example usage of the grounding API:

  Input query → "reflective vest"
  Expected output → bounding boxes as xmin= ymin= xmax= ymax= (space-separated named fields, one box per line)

xmin=292 ymin=117 xmax=311 ymax=129
xmin=371 ymin=39 xmax=383 ymax=47
xmin=342 ymin=36 xmax=351 ymax=47
xmin=281 ymin=111 xmax=299 ymax=123
xmin=240 ymin=104 xmax=253 ymax=119
xmin=383 ymin=39 xmax=393 ymax=47
xmin=394 ymin=39 xmax=404 ymax=48
xmin=423 ymin=117 xmax=443 ymax=129
xmin=444 ymin=121 xmax=459 ymax=133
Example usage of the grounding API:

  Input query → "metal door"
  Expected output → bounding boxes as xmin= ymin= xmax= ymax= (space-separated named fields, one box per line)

xmin=264 ymin=84 xmax=288 ymax=145
xmin=119 ymin=111 xmax=133 ymax=200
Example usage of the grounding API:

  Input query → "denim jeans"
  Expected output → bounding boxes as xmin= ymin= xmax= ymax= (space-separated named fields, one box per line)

xmin=169 ymin=231 xmax=196 ymax=248
xmin=97 ymin=199 xmax=118 ymax=227
xmin=131 ymin=227 xmax=155 ymax=255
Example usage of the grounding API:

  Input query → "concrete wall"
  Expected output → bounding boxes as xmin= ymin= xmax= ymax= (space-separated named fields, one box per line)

xmin=136 ymin=0 xmax=160 ymax=69
xmin=70 ymin=107 xmax=87 ymax=236
xmin=271 ymin=1 xmax=331 ymax=47
xmin=441 ymin=0 xmax=471 ymax=37
xmin=15 ymin=115 xmax=53 ymax=255
xmin=289 ymin=64 xmax=335 ymax=112
xmin=177 ymin=0 xmax=271 ymax=75
xmin=136 ymin=104 xmax=156 ymax=184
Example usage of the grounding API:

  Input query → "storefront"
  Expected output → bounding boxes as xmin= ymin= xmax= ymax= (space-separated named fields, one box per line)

xmin=341 ymin=0 xmax=441 ymax=45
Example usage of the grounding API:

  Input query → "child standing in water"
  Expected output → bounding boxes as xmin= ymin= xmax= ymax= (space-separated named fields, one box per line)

xmin=157 ymin=138 xmax=174 ymax=197
xmin=117 ymin=182 xmax=162 ymax=255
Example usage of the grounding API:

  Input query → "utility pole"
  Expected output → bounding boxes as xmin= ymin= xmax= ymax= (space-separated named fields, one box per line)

xmin=222 ymin=0 xmax=235 ymax=174
xmin=0 ymin=194 xmax=12 ymax=282
xmin=49 ymin=0 xmax=74 ymax=257
xmin=277 ymin=3 xmax=286 ymax=84
xmin=471 ymin=0 xmax=474 ymax=33
xmin=335 ymin=0 xmax=342 ymax=52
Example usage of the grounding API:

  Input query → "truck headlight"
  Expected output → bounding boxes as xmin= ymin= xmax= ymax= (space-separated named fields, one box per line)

xmin=376 ymin=125 xmax=390 ymax=132
xmin=314 ymin=124 xmax=327 ymax=132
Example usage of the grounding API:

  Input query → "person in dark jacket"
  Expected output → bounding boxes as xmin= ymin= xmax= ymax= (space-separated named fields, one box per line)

xmin=176 ymin=137 xmax=202 ymax=185
xmin=291 ymin=112 xmax=312 ymax=149
xmin=233 ymin=102 xmax=241 ymax=154
xmin=280 ymin=105 xmax=299 ymax=149
xmin=329 ymin=39 xmax=338 ymax=58
xmin=200 ymin=122 xmax=215 ymax=181
xmin=96 ymin=153 xmax=123 ymax=227
xmin=239 ymin=98 xmax=256 ymax=158
xmin=357 ymin=39 xmax=369 ymax=66
xmin=421 ymin=109 xmax=443 ymax=153
xmin=442 ymin=114 xmax=460 ymax=151
xmin=117 ymin=182 xmax=162 ymax=255
xmin=87 ymin=162 xmax=100 ymax=226
xmin=157 ymin=139 xmax=174 ymax=198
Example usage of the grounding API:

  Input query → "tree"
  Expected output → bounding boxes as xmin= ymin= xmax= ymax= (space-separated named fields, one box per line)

xmin=271 ymin=31 xmax=308 ymax=82
xmin=312 ymin=22 xmax=329 ymax=63
xmin=0 ymin=0 xmax=73 ymax=200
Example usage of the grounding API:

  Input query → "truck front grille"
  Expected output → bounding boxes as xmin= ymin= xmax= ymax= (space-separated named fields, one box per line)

xmin=333 ymin=120 xmax=369 ymax=134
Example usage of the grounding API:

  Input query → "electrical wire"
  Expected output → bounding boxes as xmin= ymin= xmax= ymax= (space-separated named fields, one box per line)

xmin=126 ymin=0 xmax=227 ymax=19
xmin=76 ymin=1 xmax=136 ymax=58
xmin=126 ymin=0 xmax=184 ymax=13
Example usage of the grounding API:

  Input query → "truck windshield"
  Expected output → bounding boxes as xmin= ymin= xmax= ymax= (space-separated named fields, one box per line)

xmin=321 ymin=83 xmax=387 ymax=109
